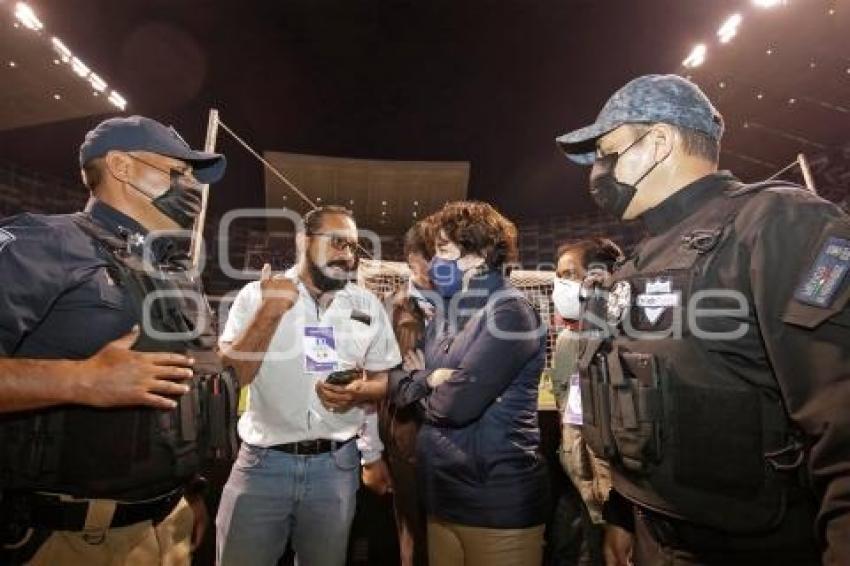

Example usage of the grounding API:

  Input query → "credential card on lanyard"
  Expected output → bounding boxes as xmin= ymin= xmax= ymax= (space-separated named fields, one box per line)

xmin=304 ymin=326 xmax=339 ymax=373
xmin=563 ymin=372 xmax=583 ymax=426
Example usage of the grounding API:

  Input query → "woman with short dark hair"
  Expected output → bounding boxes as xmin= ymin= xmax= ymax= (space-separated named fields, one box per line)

xmin=390 ymin=201 xmax=549 ymax=566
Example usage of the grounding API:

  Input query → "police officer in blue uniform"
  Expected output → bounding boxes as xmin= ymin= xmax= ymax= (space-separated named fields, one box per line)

xmin=556 ymin=75 xmax=850 ymax=565
xmin=0 ymin=116 xmax=236 ymax=564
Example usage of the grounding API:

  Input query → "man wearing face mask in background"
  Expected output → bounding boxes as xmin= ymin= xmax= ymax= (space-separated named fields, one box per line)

xmin=0 ymin=115 xmax=234 ymax=564
xmin=556 ymin=74 xmax=850 ymax=565
xmin=548 ymin=238 xmax=622 ymax=566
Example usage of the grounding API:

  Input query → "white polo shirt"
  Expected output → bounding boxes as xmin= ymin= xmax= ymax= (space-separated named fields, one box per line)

xmin=220 ymin=268 xmax=401 ymax=461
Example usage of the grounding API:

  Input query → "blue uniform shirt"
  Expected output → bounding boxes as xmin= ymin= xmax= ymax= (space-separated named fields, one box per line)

xmin=0 ymin=202 xmax=212 ymax=500
xmin=0 ymin=201 xmax=150 ymax=359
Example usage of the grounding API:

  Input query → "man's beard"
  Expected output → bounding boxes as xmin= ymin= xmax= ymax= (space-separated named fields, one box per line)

xmin=307 ymin=256 xmax=357 ymax=293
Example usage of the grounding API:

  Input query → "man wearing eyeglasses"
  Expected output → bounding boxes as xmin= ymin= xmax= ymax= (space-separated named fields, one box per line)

xmin=0 ymin=115 xmax=232 ymax=564
xmin=216 ymin=205 xmax=400 ymax=565
xmin=556 ymin=75 xmax=850 ymax=565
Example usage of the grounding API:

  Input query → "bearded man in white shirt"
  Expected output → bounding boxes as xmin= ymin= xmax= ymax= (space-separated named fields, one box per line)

xmin=215 ymin=206 xmax=400 ymax=566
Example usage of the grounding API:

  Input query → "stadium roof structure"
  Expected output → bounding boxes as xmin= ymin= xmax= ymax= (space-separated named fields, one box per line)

xmin=0 ymin=1 xmax=846 ymax=218
xmin=0 ymin=2 xmax=126 ymax=132
xmin=674 ymin=0 xmax=849 ymax=203
xmin=263 ymin=151 xmax=470 ymax=235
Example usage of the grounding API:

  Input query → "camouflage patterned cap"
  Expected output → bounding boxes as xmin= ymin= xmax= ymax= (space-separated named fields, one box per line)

xmin=556 ymin=74 xmax=724 ymax=165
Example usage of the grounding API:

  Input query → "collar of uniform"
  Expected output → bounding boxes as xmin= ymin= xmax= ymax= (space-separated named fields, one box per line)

xmin=89 ymin=200 xmax=148 ymax=239
xmin=640 ymin=170 xmax=738 ymax=236
xmin=88 ymin=200 xmax=184 ymax=264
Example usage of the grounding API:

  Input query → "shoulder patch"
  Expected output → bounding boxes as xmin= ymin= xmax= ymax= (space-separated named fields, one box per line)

xmin=0 ymin=227 xmax=16 ymax=253
xmin=794 ymin=236 xmax=850 ymax=308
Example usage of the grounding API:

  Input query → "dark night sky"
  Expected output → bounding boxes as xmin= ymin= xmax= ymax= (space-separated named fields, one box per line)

xmin=4 ymin=0 xmax=844 ymax=223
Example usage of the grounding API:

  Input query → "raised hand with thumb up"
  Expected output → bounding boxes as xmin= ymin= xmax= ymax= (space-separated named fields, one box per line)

xmin=259 ymin=263 xmax=299 ymax=315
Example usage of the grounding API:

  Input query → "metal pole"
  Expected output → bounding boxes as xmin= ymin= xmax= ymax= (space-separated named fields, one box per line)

xmin=216 ymin=119 xmax=374 ymax=259
xmin=764 ymin=158 xmax=798 ymax=182
xmin=191 ymin=108 xmax=220 ymax=271
xmin=797 ymin=153 xmax=817 ymax=194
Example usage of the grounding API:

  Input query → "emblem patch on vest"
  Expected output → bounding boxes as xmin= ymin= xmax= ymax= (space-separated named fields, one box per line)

xmin=794 ymin=236 xmax=850 ymax=308
xmin=636 ymin=278 xmax=681 ymax=325
xmin=0 ymin=228 xmax=16 ymax=254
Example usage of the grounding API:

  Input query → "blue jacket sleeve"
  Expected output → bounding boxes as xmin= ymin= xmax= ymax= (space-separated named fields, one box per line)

xmin=420 ymin=297 xmax=543 ymax=427
xmin=388 ymin=366 xmax=435 ymax=408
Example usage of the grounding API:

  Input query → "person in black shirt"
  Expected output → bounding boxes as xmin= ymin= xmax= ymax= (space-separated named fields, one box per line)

xmin=0 ymin=115 xmax=230 ymax=564
xmin=556 ymin=74 xmax=850 ymax=565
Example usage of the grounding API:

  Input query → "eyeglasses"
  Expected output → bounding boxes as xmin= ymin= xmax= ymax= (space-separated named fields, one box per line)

xmin=128 ymin=153 xmax=193 ymax=180
xmin=595 ymin=128 xmax=654 ymax=159
xmin=309 ymin=232 xmax=359 ymax=254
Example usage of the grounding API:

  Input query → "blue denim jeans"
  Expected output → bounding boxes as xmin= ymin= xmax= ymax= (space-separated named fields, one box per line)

xmin=215 ymin=441 xmax=360 ymax=566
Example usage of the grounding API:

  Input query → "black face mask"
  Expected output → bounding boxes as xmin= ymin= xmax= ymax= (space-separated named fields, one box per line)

xmin=126 ymin=156 xmax=204 ymax=229
xmin=589 ymin=130 xmax=663 ymax=219
xmin=149 ymin=171 xmax=204 ymax=229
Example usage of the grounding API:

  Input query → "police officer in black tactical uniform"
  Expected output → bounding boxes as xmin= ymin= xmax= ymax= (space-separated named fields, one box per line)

xmin=0 ymin=115 xmax=237 ymax=564
xmin=555 ymin=74 xmax=850 ymax=565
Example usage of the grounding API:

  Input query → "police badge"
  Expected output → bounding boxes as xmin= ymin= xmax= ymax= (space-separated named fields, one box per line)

xmin=636 ymin=278 xmax=681 ymax=325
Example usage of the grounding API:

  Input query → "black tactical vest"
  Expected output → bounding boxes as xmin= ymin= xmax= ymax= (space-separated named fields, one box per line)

xmin=578 ymin=181 xmax=807 ymax=533
xmin=0 ymin=213 xmax=237 ymax=499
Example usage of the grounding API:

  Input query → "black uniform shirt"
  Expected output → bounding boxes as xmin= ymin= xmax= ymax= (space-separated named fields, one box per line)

xmin=618 ymin=172 xmax=850 ymax=562
xmin=640 ymin=170 xmax=731 ymax=236
xmin=0 ymin=201 xmax=153 ymax=359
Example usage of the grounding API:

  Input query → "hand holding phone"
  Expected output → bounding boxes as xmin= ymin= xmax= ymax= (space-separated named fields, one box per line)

xmin=324 ymin=368 xmax=361 ymax=386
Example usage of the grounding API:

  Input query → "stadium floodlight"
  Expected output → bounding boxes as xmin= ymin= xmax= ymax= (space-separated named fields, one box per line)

xmin=15 ymin=2 xmax=44 ymax=31
xmin=71 ymin=56 xmax=90 ymax=78
xmin=89 ymin=73 xmax=108 ymax=92
xmin=51 ymin=37 xmax=72 ymax=62
xmin=108 ymin=91 xmax=127 ymax=110
xmin=682 ymin=44 xmax=707 ymax=68
xmin=717 ymin=13 xmax=742 ymax=44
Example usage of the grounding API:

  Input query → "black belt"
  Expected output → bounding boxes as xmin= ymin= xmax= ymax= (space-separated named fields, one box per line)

xmin=268 ymin=437 xmax=355 ymax=455
xmin=5 ymin=488 xmax=184 ymax=532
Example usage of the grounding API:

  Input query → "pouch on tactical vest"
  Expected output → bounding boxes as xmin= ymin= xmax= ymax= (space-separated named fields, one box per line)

xmin=578 ymin=181 xmax=808 ymax=534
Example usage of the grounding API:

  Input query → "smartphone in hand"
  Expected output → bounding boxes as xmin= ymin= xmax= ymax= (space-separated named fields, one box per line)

xmin=325 ymin=368 xmax=361 ymax=386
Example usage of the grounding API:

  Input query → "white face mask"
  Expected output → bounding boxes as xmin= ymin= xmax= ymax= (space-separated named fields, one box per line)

xmin=552 ymin=277 xmax=582 ymax=320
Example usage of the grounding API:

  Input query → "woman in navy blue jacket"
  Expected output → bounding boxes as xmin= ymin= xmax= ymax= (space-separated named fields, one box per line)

xmin=389 ymin=201 xmax=549 ymax=566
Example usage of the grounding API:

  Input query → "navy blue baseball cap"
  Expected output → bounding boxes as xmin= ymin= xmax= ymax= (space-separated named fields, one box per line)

xmin=79 ymin=115 xmax=226 ymax=184
xmin=556 ymin=74 xmax=724 ymax=165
